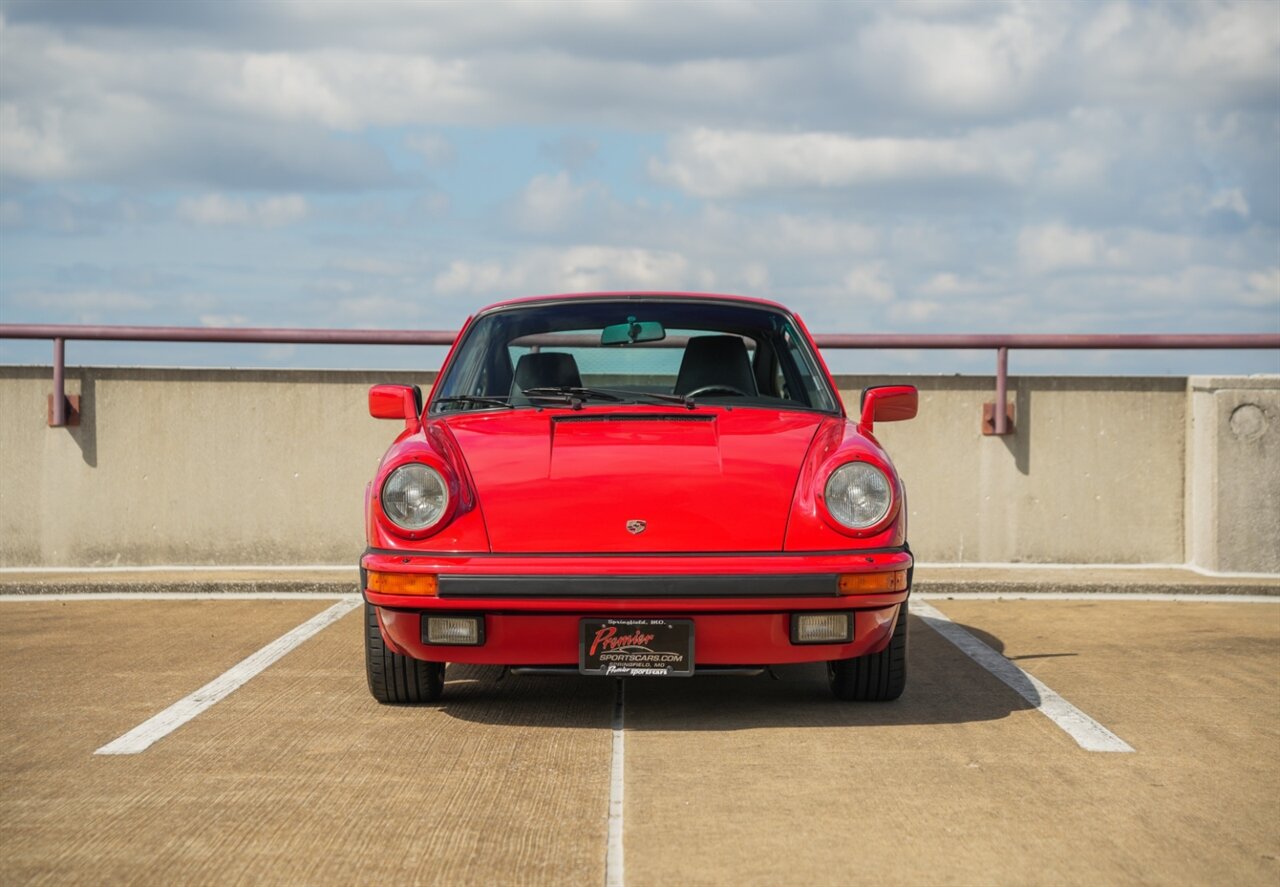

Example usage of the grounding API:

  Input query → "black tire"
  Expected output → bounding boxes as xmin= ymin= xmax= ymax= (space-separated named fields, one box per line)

xmin=365 ymin=603 xmax=445 ymax=704
xmin=828 ymin=600 xmax=908 ymax=701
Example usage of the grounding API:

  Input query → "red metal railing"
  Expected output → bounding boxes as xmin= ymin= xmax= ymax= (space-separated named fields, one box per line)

xmin=2 ymin=324 xmax=1277 ymax=434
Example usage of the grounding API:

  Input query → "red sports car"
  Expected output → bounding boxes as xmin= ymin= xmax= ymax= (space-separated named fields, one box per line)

xmin=362 ymin=292 xmax=917 ymax=702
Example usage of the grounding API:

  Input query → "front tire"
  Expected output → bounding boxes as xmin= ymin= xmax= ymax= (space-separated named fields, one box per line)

xmin=365 ymin=603 xmax=445 ymax=704
xmin=828 ymin=600 xmax=908 ymax=701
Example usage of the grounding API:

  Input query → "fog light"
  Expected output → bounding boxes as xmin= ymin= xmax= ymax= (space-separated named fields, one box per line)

xmin=791 ymin=612 xmax=854 ymax=645
xmin=423 ymin=616 xmax=484 ymax=646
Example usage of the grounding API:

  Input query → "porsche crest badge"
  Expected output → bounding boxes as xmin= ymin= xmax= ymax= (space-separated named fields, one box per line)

xmin=625 ymin=519 xmax=647 ymax=535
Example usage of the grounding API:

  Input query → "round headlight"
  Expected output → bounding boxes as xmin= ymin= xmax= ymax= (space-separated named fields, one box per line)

xmin=381 ymin=463 xmax=449 ymax=531
xmin=824 ymin=462 xmax=892 ymax=530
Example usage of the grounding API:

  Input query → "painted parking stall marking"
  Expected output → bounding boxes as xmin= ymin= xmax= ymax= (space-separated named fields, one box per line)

xmin=95 ymin=597 xmax=360 ymax=756
xmin=606 ymin=679 xmax=626 ymax=887
xmin=914 ymin=600 xmax=1134 ymax=753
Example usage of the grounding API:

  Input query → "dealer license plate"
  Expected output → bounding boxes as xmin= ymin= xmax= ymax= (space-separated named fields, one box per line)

xmin=579 ymin=618 xmax=694 ymax=677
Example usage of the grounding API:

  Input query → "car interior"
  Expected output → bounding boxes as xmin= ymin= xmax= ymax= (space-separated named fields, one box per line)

xmin=431 ymin=300 xmax=839 ymax=413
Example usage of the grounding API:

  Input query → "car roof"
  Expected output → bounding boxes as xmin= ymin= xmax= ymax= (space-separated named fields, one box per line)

xmin=472 ymin=291 xmax=794 ymax=316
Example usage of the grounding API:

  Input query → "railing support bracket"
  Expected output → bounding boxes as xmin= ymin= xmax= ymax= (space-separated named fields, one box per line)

xmin=48 ymin=337 xmax=79 ymax=427
xmin=47 ymin=394 xmax=80 ymax=427
xmin=982 ymin=345 xmax=1014 ymax=435
xmin=981 ymin=401 xmax=1014 ymax=435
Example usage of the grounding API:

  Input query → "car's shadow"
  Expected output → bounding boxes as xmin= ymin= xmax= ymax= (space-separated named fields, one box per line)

xmin=431 ymin=616 xmax=1057 ymax=731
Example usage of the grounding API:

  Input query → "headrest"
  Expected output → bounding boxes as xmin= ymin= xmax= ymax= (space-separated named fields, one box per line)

xmin=514 ymin=352 xmax=583 ymax=391
xmin=674 ymin=335 xmax=757 ymax=396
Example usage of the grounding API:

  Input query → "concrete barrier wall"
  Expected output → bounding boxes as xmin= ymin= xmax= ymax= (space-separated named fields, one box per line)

xmin=834 ymin=375 xmax=1188 ymax=565
xmin=1185 ymin=376 xmax=1280 ymax=573
xmin=0 ymin=366 xmax=437 ymax=568
xmin=1 ymin=366 xmax=1275 ymax=572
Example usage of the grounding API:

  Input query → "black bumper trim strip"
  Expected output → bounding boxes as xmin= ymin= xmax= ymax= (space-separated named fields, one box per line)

xmin=437 ymin=573 xmax=840 ymax=598
xmin=365 ymin=545 xmax=907 ymax=559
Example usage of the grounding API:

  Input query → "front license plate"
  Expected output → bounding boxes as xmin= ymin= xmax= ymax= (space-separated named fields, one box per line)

xmin=580 ymin=618 xmax=694 ymax=677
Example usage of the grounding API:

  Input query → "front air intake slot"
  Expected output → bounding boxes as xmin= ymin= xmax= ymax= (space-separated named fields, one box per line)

xmin=551 ymin=414 xmax=714 ymax=424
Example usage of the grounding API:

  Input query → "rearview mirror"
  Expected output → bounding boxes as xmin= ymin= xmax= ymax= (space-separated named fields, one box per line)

xmin=601 ymin=316 xmax=666 ymax=346
xmin=859 ymin=385 xmax=918 ymax=433
xmin=369 ymin=384 xmax=422 ymax=433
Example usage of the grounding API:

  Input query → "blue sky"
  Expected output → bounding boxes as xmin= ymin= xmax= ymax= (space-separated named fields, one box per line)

xmin=0 ymin=0 xmax=1277 ymax=375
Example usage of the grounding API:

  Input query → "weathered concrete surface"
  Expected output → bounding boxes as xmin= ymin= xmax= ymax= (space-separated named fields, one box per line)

xmin=915 ymin=565 xmax=1279 ymax=596
xmin=1 ymin=597 xmax=1276 ymax=885
xmin=0 ymin=602 xmax=613 ymax=886
xmin=0 ymin=568 xmax=361 ymax=596
xmin=0 ymin=366 xmax=435 ymax=567
xmin=1186 ymin=376 xmax=1280 ymax=573
xmin=2 ymin=367 xmax=1276 ymax=572
xmin=835 ymin=374 xmax=1187 ymax=565
xmin=624 ymin=599 xmax=1280 ymax=886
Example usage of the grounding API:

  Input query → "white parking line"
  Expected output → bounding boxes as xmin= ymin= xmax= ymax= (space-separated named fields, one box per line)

xmin=606 ymin=680 xmax=626 ymax=887
xmin=915 ymin=592 xmax=1278 ymax=603
xmin=913 ymin=600 xmax=1134 ymax=753
xmin=0 ymin=592 xmax=357 ymax=602
xmin=3 ymin=591 xmax=1274 ymax=604
xmin=0 ymin=565 xmax=354 ymax=574
xmin=95 ymin=598 xmax=360 ymax=755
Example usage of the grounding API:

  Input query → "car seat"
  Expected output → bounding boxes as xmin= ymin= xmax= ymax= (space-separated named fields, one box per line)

xmin=674 ymin=335 xmax=758 ymax=396
xmin=513 ymin=352 xmax=583 ymax=391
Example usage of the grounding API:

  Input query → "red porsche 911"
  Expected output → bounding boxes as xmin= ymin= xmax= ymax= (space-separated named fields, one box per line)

xmin=361 ymin=292 xmax=917 ymax=702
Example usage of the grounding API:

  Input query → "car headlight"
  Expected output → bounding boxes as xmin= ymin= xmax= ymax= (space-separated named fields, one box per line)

xmin=824 ymin=462 xmax=892 ymax=529
xmin=381 ymin=463 xmax=449 ymax=531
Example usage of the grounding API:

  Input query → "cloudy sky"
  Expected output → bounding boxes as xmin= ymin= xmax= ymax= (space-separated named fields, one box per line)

xmin=0 ymin=0 xmax=1277 ymax=375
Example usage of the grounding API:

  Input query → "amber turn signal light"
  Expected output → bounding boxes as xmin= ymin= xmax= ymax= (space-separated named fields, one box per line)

xmin=367 ymin=571 xmax=439 ymax=596
xmin=837 ymin=570 xmax=908 ymax=594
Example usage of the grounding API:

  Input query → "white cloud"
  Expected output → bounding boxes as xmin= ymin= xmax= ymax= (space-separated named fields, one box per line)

xmin=761 ymin=213 xmax=879 ymax=256
xmin=177 ymin=193 xmax=308 ymax=227
xmin=1018 ymin=223 xmax=1107 ymax=274
xmin=852 ymin=5 xmax=1063 ymax=117
xmin=1242 ymin=269 xmax=1280 ymax=308
xmin=2 ymin=3 xmax=1274 ymax=147
xmin=221 ymin=50 xmax=476 ymax=130
xmin=651 ymin=128 xmax=1034 ymax=198
xmin=741 ymin=262 xmax=770 ymax=291
xmin=843 ymin=263 xmax=896 ymax=304
xmin=511 ymin=172 xmax=596 ymax=233
xmin=0 ymin=104 xmax=76 ymax=179
xmin=433 ymin=246 xmax=699 ymax=298
xmin=888 ymin=300 xmax=943 ymax=324
xmin=433 ymin=259 xmax=526 ymax=297
xmin=14 ymin=289 xmax=154 ymax=313
xmin=689 ymin=207 xmax=879 ymax=258
xmin=1206 ymin=188 xmax=1249 ymax=218
xmin=329 ymin=257 xmax=416 ymax=277
xmin=0 ymin=0 xmax=1275 ymax=369
xmin=199 ymin=314 xmax=249 ymax=327
xmin=918 ymin=272 xmax=983 ymax=297
xmin=405 ymin=132 xmax=456 ymax=165
xmin=331 ymin=295 xmax=422 ymax=320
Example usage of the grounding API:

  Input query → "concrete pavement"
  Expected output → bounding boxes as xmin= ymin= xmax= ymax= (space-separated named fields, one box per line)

xmin=1 ymin=585 xmax=1276 ymax=885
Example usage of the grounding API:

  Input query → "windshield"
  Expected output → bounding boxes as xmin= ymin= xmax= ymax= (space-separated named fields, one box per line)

xmin=430 ymin=299 xmax=840 ymax=414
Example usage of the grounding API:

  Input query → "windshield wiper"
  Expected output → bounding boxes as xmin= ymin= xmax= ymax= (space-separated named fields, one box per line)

xmin=433 ymin=395 xmax=514 ymax=410
xmin=523 ymin=386 xmax=698 ymax=410
xmin=581 ymin=387 xmax=697 ymax=409
xmin=520 ymin=386 xmax=625 ymax=410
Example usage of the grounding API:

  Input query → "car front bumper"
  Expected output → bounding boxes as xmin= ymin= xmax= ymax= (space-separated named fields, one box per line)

xmin=361 ymin=548 xmax=911 ymax=667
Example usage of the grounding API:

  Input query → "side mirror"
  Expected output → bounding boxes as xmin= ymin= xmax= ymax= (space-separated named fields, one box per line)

xmin=369 ymin=384 xmax=422 ymax=433
xmin=859 ymin=385 xmax=918 ymax=433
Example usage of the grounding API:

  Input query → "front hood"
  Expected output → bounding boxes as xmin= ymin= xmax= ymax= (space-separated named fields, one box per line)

xmin=442 ymin=407 xmax=825 ymax=553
